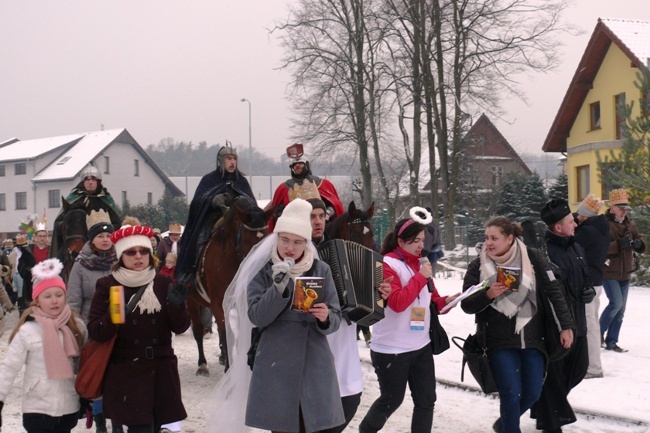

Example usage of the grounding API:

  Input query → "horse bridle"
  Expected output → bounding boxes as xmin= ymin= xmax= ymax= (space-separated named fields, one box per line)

xmin=233 ymin=223 xmax=268 ymax=260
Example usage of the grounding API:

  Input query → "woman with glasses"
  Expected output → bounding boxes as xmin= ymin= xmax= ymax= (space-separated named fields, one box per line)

xmin=87 ymin=224 xmax=190 ymax=433
xmin=206 ymin=198 xmax=344 ymax=433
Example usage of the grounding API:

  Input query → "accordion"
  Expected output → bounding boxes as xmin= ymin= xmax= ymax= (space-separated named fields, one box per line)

xmin=317 ymin=239 xmax=385 ymax=326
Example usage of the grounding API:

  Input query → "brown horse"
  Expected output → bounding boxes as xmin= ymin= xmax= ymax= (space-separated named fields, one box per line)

xmin=188 ymin=196 xmax=274 ymax=376
xmin=53 ymin=199 xmax=89 ymax=282
xmin=325 ymin=201 xmax=376 ymax=248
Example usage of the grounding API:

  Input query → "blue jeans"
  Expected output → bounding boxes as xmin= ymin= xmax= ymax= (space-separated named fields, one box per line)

xmin=600 ymin=279 xmax=630 ymax=348
xmin=490 ymin=348 xmax=544 ymax=433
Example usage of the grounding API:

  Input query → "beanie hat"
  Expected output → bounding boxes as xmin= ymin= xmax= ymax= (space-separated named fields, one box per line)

xmin=307 ymin=197 xmax=327 ymax=213
xmin=577 ymin=193 xmax=604 ymax=217
xmin=86 ymin=209 xmax=114 ymax=241
xmin=609 ymin=188 xmax=632 ymax=209
xmin=541 ymin=199 xmax=572 ymax=226
xmin=110 ymin=225 xmax=154 ymax=259
xmin=274 ymin=198 xmax=313 ymax=241
xmin=32 ymin=259 xmax=66 ymax=300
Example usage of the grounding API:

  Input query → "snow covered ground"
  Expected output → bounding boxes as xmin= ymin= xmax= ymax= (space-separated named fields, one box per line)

xmin=0 ymin=271 xmax=648 ymax=432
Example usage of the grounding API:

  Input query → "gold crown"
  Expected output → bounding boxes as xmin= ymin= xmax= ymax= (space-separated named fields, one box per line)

xmin=86 ymin=209 xmax=112 ymax=230
xmin=581 ymin=193 xmax=603 ymax=215
xmin=609 ymin=188 xmax=629 ymax=206
xmin=168 ymin=223 xmax=182 ymax=234
xmin=16 ymin=234 xmax=28 ymax=246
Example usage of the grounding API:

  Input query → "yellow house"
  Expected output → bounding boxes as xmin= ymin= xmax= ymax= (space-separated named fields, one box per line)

xmin=543 ymin=18 xmax=650 ymax=207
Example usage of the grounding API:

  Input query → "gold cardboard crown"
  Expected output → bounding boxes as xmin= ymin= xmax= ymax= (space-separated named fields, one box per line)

xmin=16 ymin=234 xmax=28 ymax=246
xmin=86 ymin=209 xmax=112 ymax=230
xmin=609 ymin=188 xmax=629 ymax=206
xmin=582 ymin=193 xmax=603 ymax=215
xmin=168 ymin=223 xmax=182 ymax=234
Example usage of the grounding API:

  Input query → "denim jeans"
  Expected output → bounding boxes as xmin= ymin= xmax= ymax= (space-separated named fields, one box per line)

xmin=360 ymin=346 xmax=436 ymax=433
xmin=490 ymin=348 xmax=544 ymax=433
xmin=600 ymin=279 xmax=630 ymax=348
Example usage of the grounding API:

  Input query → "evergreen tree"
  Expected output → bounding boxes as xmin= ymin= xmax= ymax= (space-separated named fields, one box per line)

xmin=494 ymin=172 xmax=547 ymax=223
xmin=547 ymin=172 xmax=568 ymax=201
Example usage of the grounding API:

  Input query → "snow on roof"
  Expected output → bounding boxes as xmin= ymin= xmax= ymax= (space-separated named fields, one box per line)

xmin=32 ymin=129 xmax=126 ymax=182
xmin=601 ymin=18 xmax=650 ymax=66
xmin=0 ymin=133 xmax=84 ymax=162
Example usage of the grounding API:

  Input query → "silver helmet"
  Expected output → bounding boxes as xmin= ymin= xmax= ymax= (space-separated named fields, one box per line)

xmin=217 ymin=142 xmax=237 ymax=168
xmin=80 ymin=164 xmax=102 ymax=180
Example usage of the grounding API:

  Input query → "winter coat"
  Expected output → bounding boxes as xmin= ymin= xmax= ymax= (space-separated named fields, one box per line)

xmin=87 ymin=273 xmax=191 ymax=426
xmin=462 ymin=247 xmax=574 ymax=356
xmin=545 ymin=231 xmax=589 ymax=337
xmin=0 ymin=317 xmax=86 ymax=417
xmin=245 ymin=260 xmax=345 ymax=433
xmin=603 ymin=210 xmax=646 ymax=281
xmin=574 ymin=214 xmax=610 ymax=286
xmin=67 ymin=242 xmax=113 ymax=322
xmin=156 ymin=237 xmax=179 ymax=268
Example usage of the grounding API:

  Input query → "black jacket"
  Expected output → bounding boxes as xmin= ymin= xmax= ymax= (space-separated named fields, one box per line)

xmin=545 ymin=231 xmax=589 ymax=337
xmin=574 ymin=214 xmax=610 ymax=286
xmin=462 ymin=247 xmax=574 ymax=356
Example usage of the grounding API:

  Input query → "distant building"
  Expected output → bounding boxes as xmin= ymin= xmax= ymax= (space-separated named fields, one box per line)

xmin=0 ymin=128 xmax=183 ymax=236
xmin=543 ymin=18 xmax=650 ymax=207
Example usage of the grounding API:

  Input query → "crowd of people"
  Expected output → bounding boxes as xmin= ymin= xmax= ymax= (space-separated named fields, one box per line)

xmin=0 ymin=146 xmax=644 ymax=433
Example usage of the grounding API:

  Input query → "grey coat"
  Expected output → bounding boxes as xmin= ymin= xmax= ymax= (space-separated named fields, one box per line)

xmin=67 ymin=242 xmax=113 ymax=322
xmin=245 ymin=259 xmax=344 ymax=433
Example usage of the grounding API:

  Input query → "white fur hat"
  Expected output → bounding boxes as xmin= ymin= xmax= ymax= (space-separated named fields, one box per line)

xmin=274 ymin=199 xmax=313 ymax=241
xmin=110 ymin=225 xmax=154 ymax=259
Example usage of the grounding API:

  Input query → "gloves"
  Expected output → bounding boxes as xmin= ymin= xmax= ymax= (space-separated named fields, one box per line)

xmin=582 ymin=285 xmax=596 ymax=303
xmin=631 ymin=238 xmax=643 ymax=250
xmin=211 ymin=193 xmax=228 ymax=209
xmin=168 ymin=282 xmax=190 ymax=306
xmin=619 ymin=236 xmax=631 ymax=249
xmin=271 ymin=261 xmax=292 ymax=294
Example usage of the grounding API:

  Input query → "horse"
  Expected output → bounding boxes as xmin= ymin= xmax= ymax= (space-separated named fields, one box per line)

xmin=188 ymin=196 xmax=274 ymax=376
xmin=325 ymin=201 xmax=376 ymax=248
xmin=53 ymin=199 xmax=90 ymax=282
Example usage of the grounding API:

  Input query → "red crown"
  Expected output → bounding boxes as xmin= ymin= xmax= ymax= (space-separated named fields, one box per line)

xmin=110 ymin=225 xmax=154 ymax=244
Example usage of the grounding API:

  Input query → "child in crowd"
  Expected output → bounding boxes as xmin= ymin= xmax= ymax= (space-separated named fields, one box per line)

xmin=160 ymin=252 xmax=177 ymax=279
xmin=0 ymin=259 xmax=86 ymax=433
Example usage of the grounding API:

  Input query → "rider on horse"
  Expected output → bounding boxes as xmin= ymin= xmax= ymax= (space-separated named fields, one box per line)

xmin=175 ymin=144 xmax=255 ymax=289
xmin=267 ymin=144 xmax=344 ymax=230
xmin=51 ymin=164 xmax=122 ymax=258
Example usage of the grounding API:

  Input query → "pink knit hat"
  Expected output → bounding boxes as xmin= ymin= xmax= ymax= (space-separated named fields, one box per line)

xmin=32 ymin=259 xmax=67 ymax=299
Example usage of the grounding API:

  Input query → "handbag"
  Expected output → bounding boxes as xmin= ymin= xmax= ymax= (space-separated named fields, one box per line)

xmin=247 ymin=327 xmax=263 ymax=370
xmin=452 ymin=324 xmax=498 ymax=394
xmin=429 ymin=302 xmax=449 ymax=355
xmin=75 ymin=284 xmax=148 ymax=399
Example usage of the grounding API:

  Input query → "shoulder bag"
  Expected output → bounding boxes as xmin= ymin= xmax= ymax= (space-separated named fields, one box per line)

xmin=429 ymin=301 xmax=449 ymax=355
xmin=75 ymin=284 xmax=147 ymax=399
xmin=452 ymin=323 xmax=498 ymax=394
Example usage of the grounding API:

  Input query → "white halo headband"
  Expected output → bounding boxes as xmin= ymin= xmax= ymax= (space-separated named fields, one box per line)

xmin=409 ymin=206 xmax=433 ymax=225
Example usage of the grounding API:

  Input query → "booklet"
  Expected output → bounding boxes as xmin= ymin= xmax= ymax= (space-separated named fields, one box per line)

xmin=497 ymin=266 xmax=521 ymax=292
xmin=291 ymin=277 xmax=325 ymax=312
xmin=440 ymin=278 xmax=489 ymax=314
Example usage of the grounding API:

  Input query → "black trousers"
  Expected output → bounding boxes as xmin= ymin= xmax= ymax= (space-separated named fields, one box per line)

xmin=23 ymin=412 xmax=78 ymax=433
xmin=360 ymin=346 xmax=436 ymax=433
xmin=320 ymin=392 xmax=362 ymax=433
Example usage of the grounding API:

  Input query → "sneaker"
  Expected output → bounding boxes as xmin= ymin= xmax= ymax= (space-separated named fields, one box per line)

xmin=606 ymin=344 xmax=628 ymax=353
xmin=584 ymin=371 xmax=604 ymax=379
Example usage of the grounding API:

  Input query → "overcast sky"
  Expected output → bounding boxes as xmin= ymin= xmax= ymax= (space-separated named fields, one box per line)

xmin=2 ymin=1 xmax=650 ymax=163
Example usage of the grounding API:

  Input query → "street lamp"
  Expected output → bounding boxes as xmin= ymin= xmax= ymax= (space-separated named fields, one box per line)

xmin=465 ymin=212 xmax=470 ymax=266
xmin=240 ymin=98 xmax=252 ymax=179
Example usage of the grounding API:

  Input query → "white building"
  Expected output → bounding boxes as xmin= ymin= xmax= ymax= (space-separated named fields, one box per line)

xmin=0 ymin=128 xmax=183 ymax=237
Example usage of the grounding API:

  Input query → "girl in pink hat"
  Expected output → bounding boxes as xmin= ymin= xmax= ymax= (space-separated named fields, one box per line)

xmin=0 ymin=258 xmax=86 ymax=433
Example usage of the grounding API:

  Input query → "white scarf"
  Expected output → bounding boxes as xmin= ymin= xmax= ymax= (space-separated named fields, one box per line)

xmin=270 ymin=245 xmax=315 ymax=278
xmin=111 ymin=267 xmax=161 ymax=314
xmin=480 ymin=238 xmax=537 ymax=333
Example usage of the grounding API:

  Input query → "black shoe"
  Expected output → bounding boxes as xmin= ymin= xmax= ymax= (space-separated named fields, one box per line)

xmin=542 ymin=429 xmax=563 ymax=433
xmin=493 ymin=419 xmax=503 ymax=433
xmin=606 ymin=344 xmax=628 ymax=353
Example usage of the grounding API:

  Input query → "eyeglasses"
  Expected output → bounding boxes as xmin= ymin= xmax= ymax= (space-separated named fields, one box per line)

xmin=278 ymin=236 xmax=307 ymax=247
xmin=123 ymin=248 xmax=150 ymax=257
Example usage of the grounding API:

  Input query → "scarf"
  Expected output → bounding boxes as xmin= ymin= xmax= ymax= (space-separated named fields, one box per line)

xmin=32 ymin=305 xmax=80 ymax=380
xmin=111 ymin=267 xmax=160 ymax=314
xmin=480 ymin=238 xmax=537 ymax=333
xmin=78 ymin=245 xmax=116 ymax=271
xmin=271 ymin=245 xmax=315 ymax=279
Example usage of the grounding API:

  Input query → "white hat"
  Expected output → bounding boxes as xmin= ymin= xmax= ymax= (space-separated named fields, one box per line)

xmin=274 ymin=199 xmax=313 ymax=241
xmin=110 ymin=225 xmax=154 ymax=259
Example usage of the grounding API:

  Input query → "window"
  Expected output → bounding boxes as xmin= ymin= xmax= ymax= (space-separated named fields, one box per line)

xmin=147 ymin=192 xmax=153 ymax=205
xmin=56 ymin=156 xmax=71 ymax=165
xmin=644 ymin=91 xmax=650 ymax=117
xmin=576 ymin=165 xmax=590 ymax=201
xmin=491 ymin=166 xmax=503 ymax=186
xmin=615 ymin=93 xmax=626 ymax=139
xmin=15 ymin=163 xmax=26 ymax=175
xmin=122 ymin=191 xmax=128 ymax=208
xmin=48 ymin=190 xmax=61 ymax=208
xmin=134 ymin=159 xmax=140 ymax=176
xmin=590 ymin=102 xmax=601 ymax=130
xmin=0 ymin=165 xmax=4 ymax=176
xmin=0 ymin=193 xmax=5 ymax=211
xmin=15 ymin=192 xmax=27 ymax=210
xmin=104 ymin=156 xmax=110 ymax=174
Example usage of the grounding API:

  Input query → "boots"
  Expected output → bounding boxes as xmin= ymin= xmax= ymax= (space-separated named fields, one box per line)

xmin=93 ymin=413 xmax=107 ymax=433
xmin=112 ymin=423 xmax=125 ymax=433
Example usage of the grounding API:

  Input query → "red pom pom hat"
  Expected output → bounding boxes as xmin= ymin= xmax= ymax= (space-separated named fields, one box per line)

xmin=110 ymin=225 xmax=154 ymax=259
